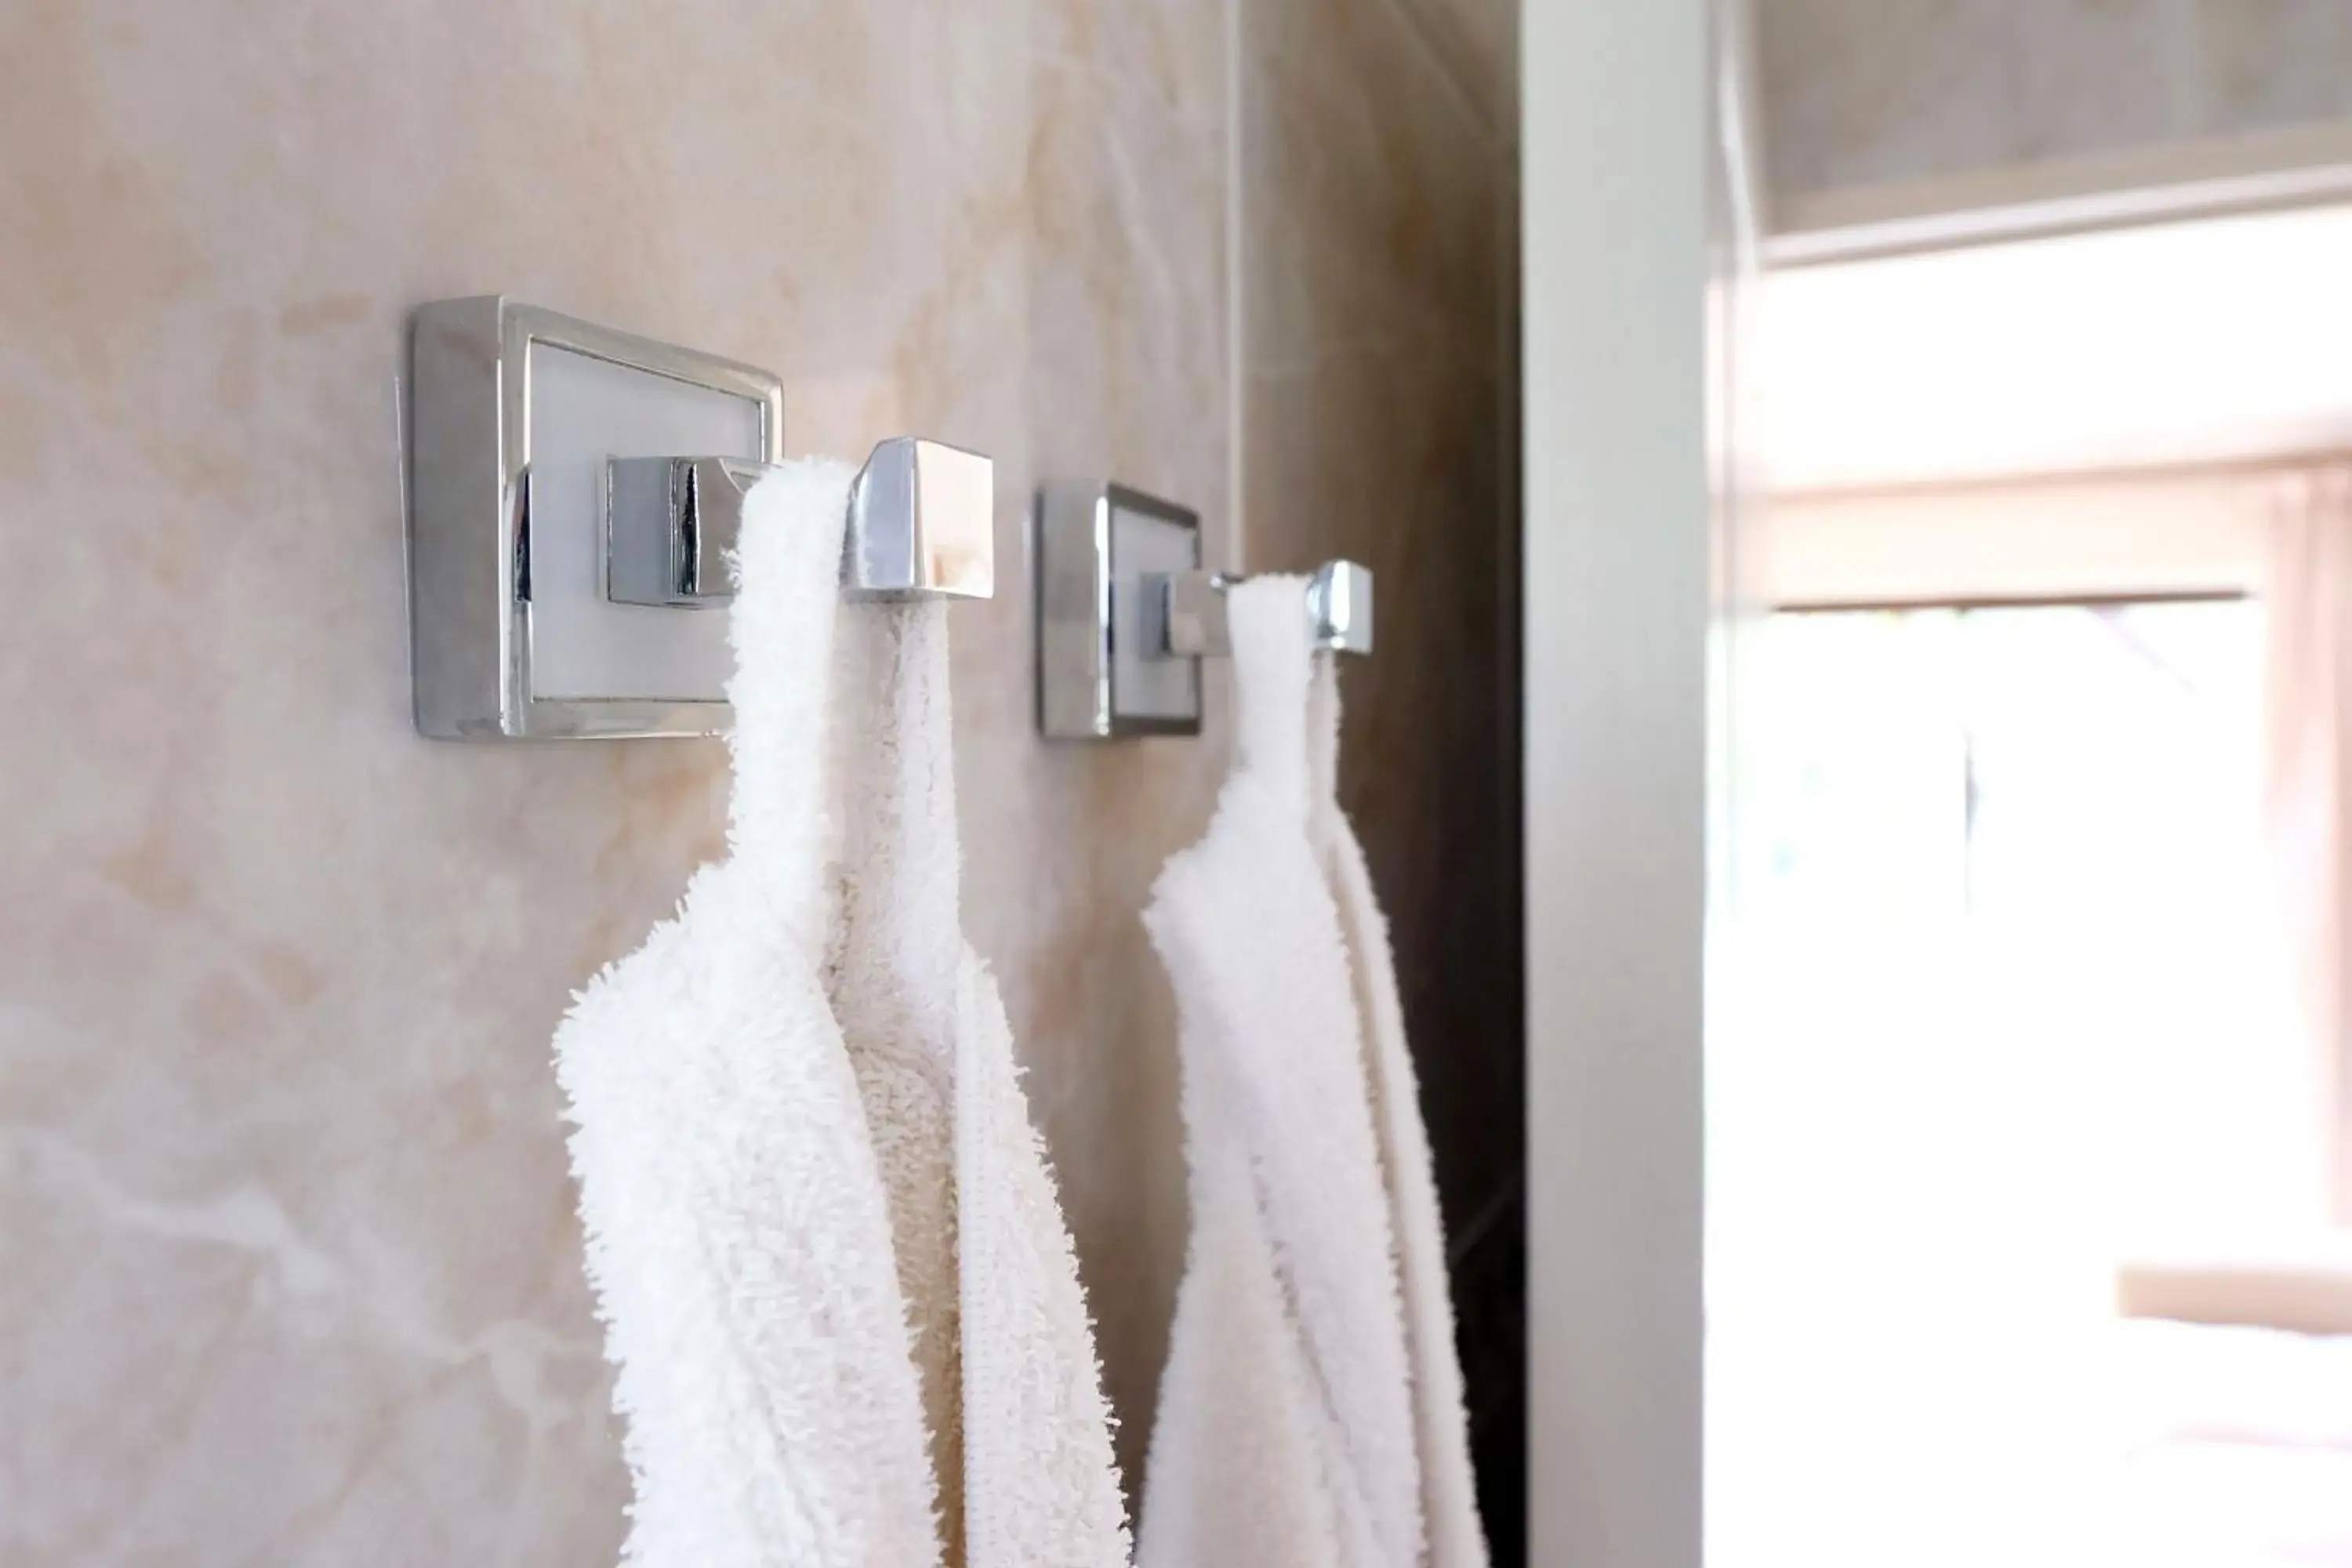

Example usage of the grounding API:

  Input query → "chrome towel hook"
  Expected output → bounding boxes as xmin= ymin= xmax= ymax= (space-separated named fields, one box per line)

xmin=1156 ymin=560 xmax=1374 ymax=659
xmin=604 ymin=438 xmax=994 ymax=611
xmin=406 ymin=298 xmax=993 ymax=741
xmin=1034 ymin=480 xmax=1373 ymax=741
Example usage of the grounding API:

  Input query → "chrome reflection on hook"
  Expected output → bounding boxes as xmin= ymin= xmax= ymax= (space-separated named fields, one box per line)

xmin=607 ymin=456 xmax=764 ymax=608
xmin=1305 ymin=559 xmax=1374 ymax=654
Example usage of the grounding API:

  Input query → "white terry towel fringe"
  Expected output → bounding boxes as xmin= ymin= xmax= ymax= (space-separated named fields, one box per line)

xmin=553 ymin=459 xmax=1129 ymax=1568
xmin=1138 ymin=575 xmax=1486 ymax=1568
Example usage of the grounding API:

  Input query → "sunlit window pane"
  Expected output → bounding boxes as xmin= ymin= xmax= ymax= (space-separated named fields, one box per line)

xmin=1710 ymin=597 xmax=2313 ymax=1568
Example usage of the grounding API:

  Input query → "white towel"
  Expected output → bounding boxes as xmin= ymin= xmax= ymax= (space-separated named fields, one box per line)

xmin=553 ymin=459 xmax=1129 ymax=1568
xmin=1305 ymin=633 xmax=1488 ymax=1568
xmin=1137 ymin=576 xmax=1486 ymax=1568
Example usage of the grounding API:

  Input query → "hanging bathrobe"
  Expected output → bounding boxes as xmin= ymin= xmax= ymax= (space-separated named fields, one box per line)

xmin=552 ymin=459 xmax=1129 ymax=1568
xmin=1138 ymin=576 xmax=1486 ymax=1568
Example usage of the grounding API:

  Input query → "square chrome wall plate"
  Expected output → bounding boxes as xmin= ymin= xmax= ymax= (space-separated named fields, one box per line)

xmin=1036 ymin=483 xmax=1205 ymax=739
xmin=406 ymin=296 xmax=782 ymax=739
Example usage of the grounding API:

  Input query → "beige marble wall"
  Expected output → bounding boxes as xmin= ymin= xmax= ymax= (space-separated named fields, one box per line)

xmin=1758 ymin=0 xmax=2352 ymax=200
xmin=0 ymin=0 xmax=1227 ymax=1559
xmin=0 ymin=0 xmax=1515 ymax=1561
xmin=1015 ymin=0 xmax=1232 ymax=1489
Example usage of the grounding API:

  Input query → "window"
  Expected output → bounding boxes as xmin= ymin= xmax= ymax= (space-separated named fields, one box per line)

xmin=1710 ymin=597 xmax=2316 ymax=1568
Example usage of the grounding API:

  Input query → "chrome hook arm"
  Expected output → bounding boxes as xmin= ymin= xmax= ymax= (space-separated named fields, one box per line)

xmin=1146 ymin=558 xmax=1375 ymax=658
xmin=606 ymin=437 xmax=995 ymax=607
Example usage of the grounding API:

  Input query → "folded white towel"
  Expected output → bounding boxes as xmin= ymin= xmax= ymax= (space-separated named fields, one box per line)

xmin=1138 ymin=575 xmax=1486 ymax=1568
xmin=554 ymin=460 xmax=1128 ymax=1568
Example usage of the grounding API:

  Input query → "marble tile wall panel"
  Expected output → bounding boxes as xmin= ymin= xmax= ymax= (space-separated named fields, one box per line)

xmin=0 ymin=0 xmax=1225 ymax=1556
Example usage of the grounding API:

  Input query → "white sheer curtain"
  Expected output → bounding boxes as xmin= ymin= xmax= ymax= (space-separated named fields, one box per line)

xmin=2265 ymin=465 xmax=2352 ymax=1228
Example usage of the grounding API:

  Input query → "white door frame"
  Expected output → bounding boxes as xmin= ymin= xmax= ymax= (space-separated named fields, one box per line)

xmin=1523 ymin=2 xmax=1710 ymax=1563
